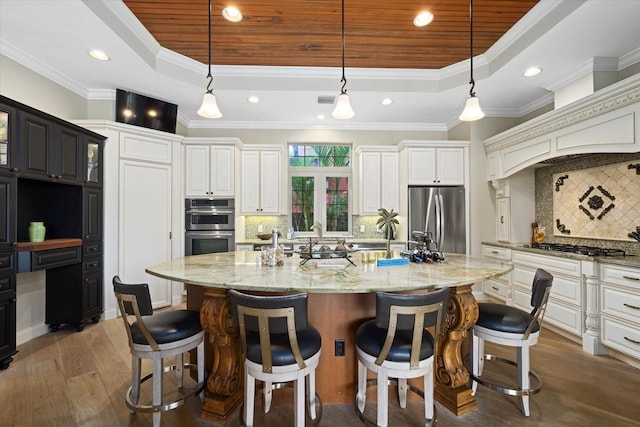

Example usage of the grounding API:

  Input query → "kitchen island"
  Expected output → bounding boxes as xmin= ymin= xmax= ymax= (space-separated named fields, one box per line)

xmin=146 ymin=251 xmax=512 ymax=422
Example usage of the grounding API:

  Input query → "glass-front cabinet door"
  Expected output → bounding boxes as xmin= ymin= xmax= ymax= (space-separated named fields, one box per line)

xmin=84 ymin=136 xmax=102 ymax=186
xmin=0 ymin=102 xmax=18 ymax=173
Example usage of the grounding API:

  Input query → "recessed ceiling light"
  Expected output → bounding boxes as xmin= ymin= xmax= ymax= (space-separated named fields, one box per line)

xmin=317 ymin=114 xmax=326 ymax=120
xmin=222 ymin=7 xmax=243 ymax=22
xmin=381 ymin=98 xmax=393 ymax=106
xmin=88 ymin=50 xmax=110 ymax=61
xmin=524 ymin=67 xmax=542 ymax=77
xmin=413 ymin=12 xmax=434 ymax=27
xmin=247 ymin=96 xmax=260 ymax=104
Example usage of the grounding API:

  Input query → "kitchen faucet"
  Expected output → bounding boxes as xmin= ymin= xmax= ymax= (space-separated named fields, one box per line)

xmin=310 ymin=222 xmax=323 ymax=240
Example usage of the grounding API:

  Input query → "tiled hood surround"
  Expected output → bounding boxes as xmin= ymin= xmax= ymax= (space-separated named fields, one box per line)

xmin=536 ymin=153 xmax=640 ymax=254
xmin=552 ymin=160 xmax=640 ymax=241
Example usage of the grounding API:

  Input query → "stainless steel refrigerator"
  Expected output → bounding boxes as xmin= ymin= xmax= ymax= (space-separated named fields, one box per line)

xmin=408 ymin=186 xmax=466 ymax=254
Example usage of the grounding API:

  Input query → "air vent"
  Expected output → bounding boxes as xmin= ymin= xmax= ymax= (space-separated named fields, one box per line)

xmin=317 ymin=95 xmax=335 ymax=105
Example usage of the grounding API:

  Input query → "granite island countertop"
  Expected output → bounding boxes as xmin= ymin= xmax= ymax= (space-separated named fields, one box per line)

xmin=482 ymin=241 xmax=640 ymax=269
xmin=146 ymin=251 xmax=512 ymax=294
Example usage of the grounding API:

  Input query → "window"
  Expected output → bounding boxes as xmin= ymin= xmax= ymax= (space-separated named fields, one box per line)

xmin=289 ymin=144 xmax=352 ymax=237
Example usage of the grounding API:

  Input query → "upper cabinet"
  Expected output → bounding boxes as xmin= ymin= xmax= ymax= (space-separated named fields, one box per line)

xmin=184 ymin=139 xmax=237 ymax=197
xmin=357 ymin=147 xmax=398 ymax=214
xmin=240 ymin=147 xmax=280 ymax=214
xmin=401 ymin=141 xmax=468 ymax=186
xmin=84 ymin=136 xmax=103 ymax=186
xmin=19 ymin=111 xmax=81 ymax=184
xmin=0 ymin=102 xmax=18 ymax=174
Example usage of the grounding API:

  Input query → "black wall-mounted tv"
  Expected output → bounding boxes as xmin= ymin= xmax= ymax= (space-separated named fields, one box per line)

xmin=115 ymin=89 xmax=177 ymax=134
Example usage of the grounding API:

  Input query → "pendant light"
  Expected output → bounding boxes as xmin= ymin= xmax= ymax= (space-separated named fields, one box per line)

xmin=332 ymin=0 xmax=355 ymax=119
xmin=197 ymin=0 xmax=222 ymax=118
xmin=459 ymin=0 xmax=484 ymax=121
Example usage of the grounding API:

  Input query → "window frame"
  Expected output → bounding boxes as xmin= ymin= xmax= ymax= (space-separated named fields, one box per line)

xmin=287 ymin=144 xmax=353 ymax=238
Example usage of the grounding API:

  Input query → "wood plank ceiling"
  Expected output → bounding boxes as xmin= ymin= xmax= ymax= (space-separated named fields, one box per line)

xmin=124 ymin=0 xmax=538 ymax=69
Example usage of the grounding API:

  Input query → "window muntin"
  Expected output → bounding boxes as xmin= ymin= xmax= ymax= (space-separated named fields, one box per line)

xmin=289 ymin=144 xmax=350 ymax=167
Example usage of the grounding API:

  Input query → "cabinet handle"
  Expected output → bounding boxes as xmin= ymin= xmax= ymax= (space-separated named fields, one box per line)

xmin=622 ymin=275 xmax=640 ymax=281
xmin=623 ymin=303 xmax=640 ymax=310
xmin=624 ymin=336 xmax=640 ymax=345
xmin=491 ymin=286 xmax=499 ymax=291
xmin=89 ymin=247 xmax=97 ymax=252
xmin=491 ymin=250 xmax=499 ymax=254
xmin=88 ymin=263 xmax=98 ymax=268
xmin=500 ymin=216 xmax=504 ymax=224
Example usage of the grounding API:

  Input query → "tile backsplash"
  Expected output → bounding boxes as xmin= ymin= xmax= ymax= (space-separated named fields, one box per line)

xmin=536 ymin=153 xmax=640 ymax=254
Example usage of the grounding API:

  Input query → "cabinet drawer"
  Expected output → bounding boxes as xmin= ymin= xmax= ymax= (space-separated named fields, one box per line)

xmin=83 ymin=256 xmax=102 ymax=274
xmin=484 ymin=279 xmax=509 ymax=301
xmin=17 ymin=246 xmax=82 ymax=272
xmin=512 ymin=251 xmax=581 ymax=277
xmin=0 ymin=273 xmax=15 ymax=297
xmin=600 ymin=264 xmax=640 ymax=288
xmin=601 ymin=317 xmax=640 ymax=360
xmin=513 ymin=287 xmax=582 ymax=336
xmin=601 ymin=284 xmax=640 ymax=323
xmin=0 ymin=252 xmax=15 ymax=272
xmin=482 ymin=245 xmax=511 ymax=261
xmin=512 ymin=266 xmax=582 ymax=305
xmin=83 ymin=241 xmax=102 ymax=257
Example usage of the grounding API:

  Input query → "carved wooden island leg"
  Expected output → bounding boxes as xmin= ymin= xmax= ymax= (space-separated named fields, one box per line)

xmin=434 ymin=284 xmax=479 ymax=415
xmin=198 ymin=288 xmax=243 ymax=424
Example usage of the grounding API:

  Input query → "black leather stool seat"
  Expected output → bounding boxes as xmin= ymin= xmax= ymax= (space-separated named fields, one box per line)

xmin=245 ymin=327 xmax=322 ymax=366
xmin=476 ymin=303 xmax=539 ymax=335
xmin=356 ymin=319 xmax=435 ymax=363
xmin=131 ymin=310 xmax=203 ymax=345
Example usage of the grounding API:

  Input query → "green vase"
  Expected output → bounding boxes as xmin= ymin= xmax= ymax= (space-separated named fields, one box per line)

xmin=28 ymin=222 xmax=46 ymax=242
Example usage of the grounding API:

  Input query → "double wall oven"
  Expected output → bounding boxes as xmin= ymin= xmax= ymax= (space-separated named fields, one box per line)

xmin=185 ymin=198 xmax=235 ymax=256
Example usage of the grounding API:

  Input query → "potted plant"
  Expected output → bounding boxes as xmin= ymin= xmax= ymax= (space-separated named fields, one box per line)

xmin=377 ymin=208 xmax=399 ymax=259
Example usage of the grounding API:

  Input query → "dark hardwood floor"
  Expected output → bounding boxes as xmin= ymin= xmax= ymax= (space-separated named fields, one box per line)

xmin=1 ymin=311 xmax=639 ymax=426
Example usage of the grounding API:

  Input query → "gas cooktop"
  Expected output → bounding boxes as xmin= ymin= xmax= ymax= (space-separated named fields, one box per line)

xmin=536 ymin=243 xmax=626 ymax=257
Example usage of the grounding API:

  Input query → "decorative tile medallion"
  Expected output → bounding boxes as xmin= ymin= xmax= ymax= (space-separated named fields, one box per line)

xmin=553 ymin=161 xmax=640 ymax=241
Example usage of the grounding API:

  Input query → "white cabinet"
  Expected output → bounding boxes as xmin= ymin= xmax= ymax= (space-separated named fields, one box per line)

xmin=241 ymin=148 xmax=280 ymax=214
xmin=481 ymin=244 xmax=512 ymax=303
xmin=496 ymin=197 xmax=510 ymax=242
xmin=184 ymin=141 xmax=235 ymax=197
xmin=406 ymin=146 xmax=464 ymax=185
xmin=235 ymin=243 xmax=254 ymax=252
xmin=511 ymin=250 xmax=584 ymax=337
xmin=600 ymin=263 xmax=640 ymax=361
xmin=357 ymin=147 xmax=398 ymax=214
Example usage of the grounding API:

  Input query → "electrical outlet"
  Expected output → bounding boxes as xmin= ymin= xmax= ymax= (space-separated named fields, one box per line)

xmin=335 ymin=339 xmax=345 ymax=356
xmin=359 ymin=224 xmax=366 ymax=233
xmin=257 ymin=224 xmax=263 ymax=233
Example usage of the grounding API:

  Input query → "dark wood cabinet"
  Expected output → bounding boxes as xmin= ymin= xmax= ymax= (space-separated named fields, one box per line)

xmin=83 ymin=187 xmax=103 ymax=240
xmin=19 ymin=111 xmax=81 ymax=185
xmin=0 ymin=96 xmax=105 ymax=366
xmin=0 ymin=175 xmax=16 ymax=247
xmin=0 ymin=249 xmax=16 ymax=370
xmin=0 ymin=102 xmax=19 ymax=173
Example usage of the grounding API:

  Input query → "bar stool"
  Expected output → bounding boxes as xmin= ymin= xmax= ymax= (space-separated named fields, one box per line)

xmin=112 ymin=276 xmax=205 ymax=427
xmin=355 ymin=287 xmax=449 ymax=427
xmin=229 ymin=290 xmax=322 ymax=427
xmin=470 ymin=268 xmax=553 ymax=416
